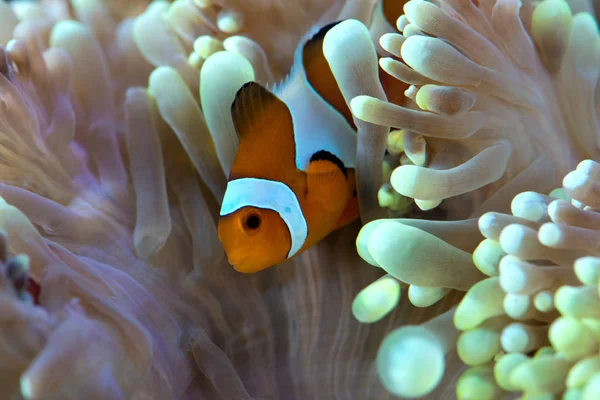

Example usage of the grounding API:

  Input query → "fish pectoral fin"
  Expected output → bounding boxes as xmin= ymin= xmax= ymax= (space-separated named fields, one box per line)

xmin=306 ymin=151 xmax=354 ymax=219
xmin=333 ymin=195 xmax=360 ymax=230
xmin=306 ymin=150 xmax=348 ymax=192
xmin=306 ymin=159 xmax=346 ymax=191
xmin=308 ymin=150 xmax=347 ymax=177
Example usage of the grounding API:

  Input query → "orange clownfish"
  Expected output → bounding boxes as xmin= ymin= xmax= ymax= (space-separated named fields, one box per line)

xmin=217 ymin=21 xmax=360 ymax=273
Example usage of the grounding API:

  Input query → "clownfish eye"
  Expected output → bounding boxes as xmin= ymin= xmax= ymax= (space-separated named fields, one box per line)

xmin=244 ymin=214 xmax=261 ymax=231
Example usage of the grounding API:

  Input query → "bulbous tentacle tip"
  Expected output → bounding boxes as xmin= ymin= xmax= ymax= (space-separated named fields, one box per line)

xmin=6 ymin=38 xmax=32 ymax=79
xmin=194 ymin=35 xmax=224 ymax=59
xmin=377 ymin=308 xmax=456 ymax=398
xmin=407 ymin=284 xmax=449 ymax=307
xmin=217 ymin=9 xmax=244 ymax=34
xmin=385 ymin=129 xmax=405 ymax=155
xmin=415 ymin=85 xmax=476 ymax=116
xmin=473 ymin=238 xmax=505 ymax=277
xmin=531 ymin=0 xmax=573 ymax=73
xmin=457 ymin=317 xmax=503 ymax=366
xmin=222 ymin=36 xmax=274 ymax=83
xmin=20 ymin=376 xmax=34 ymax=400
xmin=414 ymin=198 xmax=442 ymax=211
xmin=352 ymin=275 xmax=401 ymax=323
xmin=457 ymin=365 xmax=505 ymax=400
xmin=403 ymin=131 xmax=427 ymax=166
xmin=355 ymin=219 xmax=386 ymax=267
xmin=377 ymin=184 xmax=412 ymax=212
xmin=510 ymin=191 xmax=554 ymax=223
xmin=379 ymin=32 xmax=404 ymax=57
xmin=454 ymin=277 xmax=505 ymax=331
xmin=563 ymin=167 xmax=600 ymax=209
xmin=574 ymin=256 xmax=600 ymax=286
xmin=349 ymin=95 xmax=379 ymax=123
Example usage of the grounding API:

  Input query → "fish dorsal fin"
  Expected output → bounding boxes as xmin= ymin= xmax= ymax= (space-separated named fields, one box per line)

xmin=302 ymin=21 xmax=356 ymax=128
xmin=229 ymin=81 xmax=299 ymax=180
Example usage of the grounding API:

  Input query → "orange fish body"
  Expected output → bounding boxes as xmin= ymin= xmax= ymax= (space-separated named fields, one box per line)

xmin=218 ymin=22 xmax=360 ymax=273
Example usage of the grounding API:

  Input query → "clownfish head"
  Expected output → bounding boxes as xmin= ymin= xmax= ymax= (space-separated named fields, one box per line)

xmin=218 ymin=177 xmax=309 ymax=273
xmin=218 ymin=206 xmax=292 ymax=273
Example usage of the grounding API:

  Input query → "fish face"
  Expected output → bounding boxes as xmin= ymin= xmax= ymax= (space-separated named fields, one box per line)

xmin=218 ymin=206 xmax=292 ymax=273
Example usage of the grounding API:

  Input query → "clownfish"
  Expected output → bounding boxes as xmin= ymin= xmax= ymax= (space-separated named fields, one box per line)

xmin=217 ymin=21 xmax=361 ymax=273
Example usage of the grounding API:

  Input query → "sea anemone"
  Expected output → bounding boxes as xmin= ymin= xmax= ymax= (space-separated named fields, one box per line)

xmin=449 ymin=160 xmax=600 ymax=399
xmin=354 ymin=0 xmax=600 ymax=398
xmin=444 ymin=160 xmax=600 ymax=399
xmin=1 ymin=0 xmax=599 ymax=399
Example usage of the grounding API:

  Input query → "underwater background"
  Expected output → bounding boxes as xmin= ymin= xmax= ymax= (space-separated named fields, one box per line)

xmin=0 ymin=0 xmax=600 ymax=399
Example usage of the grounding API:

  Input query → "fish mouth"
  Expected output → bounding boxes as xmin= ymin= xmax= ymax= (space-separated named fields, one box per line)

xmin=231 ymin=259 xmax=273 ymax=274
xmin=225 ymin=253 xmax=250 ymax=271
xmin=223 ymin=248 xmax=272 ymax=273
xmin=225 ymin=250 xmax=245 ymax=265
xmin=232 ymin=264 xmax=255 ymax=274
xmin=226 ymin=254 xmax=264 ymax=274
